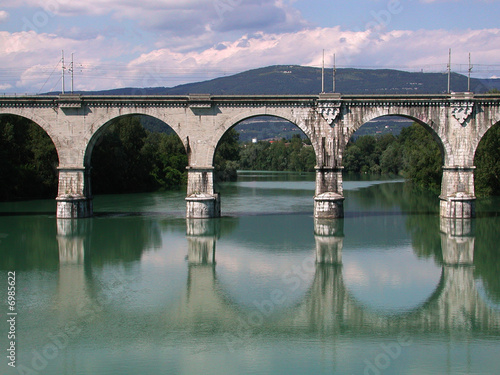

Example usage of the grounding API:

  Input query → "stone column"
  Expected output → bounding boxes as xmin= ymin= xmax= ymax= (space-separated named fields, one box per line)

xmin=314 ymin=167 xmax=344 ymax=219
xmin=440 ymin=166 xmax=476 ymax=218
xmin=56 ymin=167 xmax=93 ymax=219
xmin=185 ymin=167 xmax=221 ymax=219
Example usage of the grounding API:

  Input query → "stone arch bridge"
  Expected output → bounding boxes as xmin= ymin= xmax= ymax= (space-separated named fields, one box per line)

xmin=1 ymin=92 xmax=499 ymax=219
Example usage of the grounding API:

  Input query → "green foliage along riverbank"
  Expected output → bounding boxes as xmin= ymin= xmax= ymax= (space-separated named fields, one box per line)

xmin=239 ymin=122 xmax=498 ymax=197
xmin=239 ymin=123 xmax=444 ymax=191
xmin=91 ymin=116 xmax=188 ymax=194
xmin=475 ymin=124 xmax=500 ymax=197
xmin=239 ymin=134 xmax=316 ymax=172
xmin=0 ymin=115 xmax=58 ymax=200
xmin=342 ymin=124 xmax=443 ymax=192
xmin=0 ymin=114 xmax=499 ymax=200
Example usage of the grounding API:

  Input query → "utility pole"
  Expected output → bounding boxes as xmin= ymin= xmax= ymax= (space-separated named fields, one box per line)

xmin=70 ymin=53 xmax=74 ymax=93
xmin=447 ymin=48 xmax=451 ymax=94
xmin=468 ymin=52 xmax=473 ymax=92
xmin=333 ymin=53 xmax=337 ymax=93
xmin=321 ymin=49 xmax=325 ymax=93
xmin=61 ymin=50 xmax=65 ymax=94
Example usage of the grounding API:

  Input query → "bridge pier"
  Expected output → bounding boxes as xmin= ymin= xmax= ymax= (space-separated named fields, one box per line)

xmin=56 ymin=167 xmax=93 ymax=219
xmin=185 ymin=167 xmax=221 ymax=219
xmin=439 ymin=166 xmax=476 ymax=218
xmin=314 ymin=167 xmax=344 ymax=219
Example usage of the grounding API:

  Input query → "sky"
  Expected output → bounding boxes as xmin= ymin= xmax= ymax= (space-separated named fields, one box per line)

xmin=0 ymin=0 xmax=499 ymax=94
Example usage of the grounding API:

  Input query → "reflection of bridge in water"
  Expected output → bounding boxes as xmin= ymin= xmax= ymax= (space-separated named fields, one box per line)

xmin=55 ymin=216 xmax=500 ymax=337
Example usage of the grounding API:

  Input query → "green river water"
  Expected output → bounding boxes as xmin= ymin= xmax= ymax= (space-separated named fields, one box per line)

xmin=1 ymin=171 xmax=499 ymax=375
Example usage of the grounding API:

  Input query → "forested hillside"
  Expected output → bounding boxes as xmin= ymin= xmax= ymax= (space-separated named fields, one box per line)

xmin=77 ymin=65 xmax=500 ymax=96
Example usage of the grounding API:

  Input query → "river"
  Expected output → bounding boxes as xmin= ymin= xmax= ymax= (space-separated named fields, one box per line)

xmin=1 ymin=171 xmax=500 ymax=375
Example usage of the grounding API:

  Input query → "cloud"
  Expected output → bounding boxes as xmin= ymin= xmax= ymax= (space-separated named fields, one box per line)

xmin=129 ymin=27 xmax=500 ymax=76
xmin=0 ymin=30 xmax=135 ymax=92
xmin=0 ymin=11 xmax=9 ymax=23
xmin=419 ymin=0 xmax=494 ymax=2
xmin=419 ymin=0 xmax=458 ymax=2
xmin=212 ymin=1 xmax=308 ymax=33
xmin=3 ymin=0 xmax=307 ymax=37
xmin=1 ymin=27 xmax=499 ymax=93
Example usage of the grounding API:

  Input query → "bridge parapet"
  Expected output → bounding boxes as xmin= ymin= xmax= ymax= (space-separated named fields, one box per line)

xmin=58 ymin=94 xmax=83 ymax=109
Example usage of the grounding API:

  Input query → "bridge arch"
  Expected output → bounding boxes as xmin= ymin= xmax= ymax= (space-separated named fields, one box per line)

xmin=473 ymin=121 xmax=500 ymax=196
xmin=0 ymin=113 xmax=60 ymax=200
xmin=208 ymin=109 xmax=323 ymax=169
xmin=344 ymin=113 xmax=449 ymax=164
xmin=0 ymin=111 xmax=62 ymax=163
xmin=84 ymin=113 xmax=186 ymax=168
xmin=473 ymin=109 xmax=500 ymax=157
xmin=340 ymin=114 xmax=446 ymax=186
xmin=83 ymin=113 xmax=188 ymax=198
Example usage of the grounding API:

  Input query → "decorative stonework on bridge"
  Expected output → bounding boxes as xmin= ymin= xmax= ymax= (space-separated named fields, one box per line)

xmin=0 ymin=93 xmax=499 ymax=219
xmin=451 ymin=102 xmax=474 ymax=126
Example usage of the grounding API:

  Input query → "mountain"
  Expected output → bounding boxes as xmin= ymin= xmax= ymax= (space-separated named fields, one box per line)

xmin=75 ymin=65 xmax=499 ymax=96
xmin=66 ymin=65 xmax=499 ymax=141
xmin=477 ymin=78 xmax=500 ymax=92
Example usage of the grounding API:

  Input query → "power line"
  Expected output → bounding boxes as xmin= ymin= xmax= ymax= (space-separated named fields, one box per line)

xmin=37 ymin=58 xmax=62 ymax=94
xmin=2 ymin=58 xmax=500 ymax=94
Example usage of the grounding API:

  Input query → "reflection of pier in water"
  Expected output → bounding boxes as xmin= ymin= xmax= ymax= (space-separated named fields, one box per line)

xmin=54 ymin=216 xmax=500 ymax=336
xmin=55 ymin=219 xmax=93 ymax=321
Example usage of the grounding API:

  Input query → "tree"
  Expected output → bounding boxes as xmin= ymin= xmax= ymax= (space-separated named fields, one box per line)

xmin=474 ymin=89 xmax=500 ymax=196
xmin=91 ymin=116 xmax=153 ymax=194
xmin=0 ymin=115 xmax=58 ymax=200
xmin=214 ymin=128 xmax=240 ymax=181
xmin=146 ymin=132 xmax=188 ymax=190
xmin=343 ymin=144 xmax=363 ymax=173
xmin=91 ymin=115 xmax=188 ymax=194
xmin=239 ymin=135 xmax=316 ymax=173
xmin=399 ymin=124 xmax=442 ymax=191
xmin=380 ymin=142 xmax=402 ymax=174
xmin=475 ymin=124 xmax=500 ymax=197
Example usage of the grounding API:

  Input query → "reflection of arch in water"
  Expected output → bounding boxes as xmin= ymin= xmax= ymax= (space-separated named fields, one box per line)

xmin=181 ymin=216 xmax=500 ymax=335
xmin=53 ymin=217 xmax=164 ymax=322
xmin=51 ymin=216 xmax=500 ymax=337
xmin=180 ymin=218 xmax=320 ymax=334
xmin=288 ymin=217 xmax=500 ymax=334
xmin=282 ymin=218 xmax=440 ymax=332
